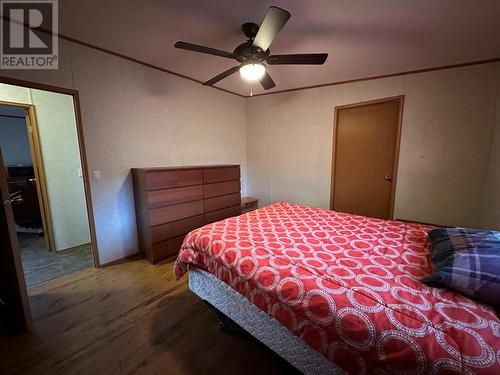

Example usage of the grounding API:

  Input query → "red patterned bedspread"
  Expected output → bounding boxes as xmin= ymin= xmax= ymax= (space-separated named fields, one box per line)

xmin=174 ymin=202 xmax=500 ymax=374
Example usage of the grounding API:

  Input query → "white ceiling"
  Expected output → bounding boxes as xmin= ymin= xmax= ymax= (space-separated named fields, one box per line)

xmin=59 ymin=0 xmax=500 ymax=96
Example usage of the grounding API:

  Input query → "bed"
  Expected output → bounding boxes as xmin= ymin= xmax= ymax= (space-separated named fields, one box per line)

xmin=174 ymin=202 xmax=500 ymax=374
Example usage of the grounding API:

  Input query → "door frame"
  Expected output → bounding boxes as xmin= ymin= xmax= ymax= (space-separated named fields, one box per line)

xmin=330 ymin=95 xmax=405 ymax=219
xmin=0 ymin=75 xmax=101 ymax=267
xmin=0 ymin=100 xmax=56 ymax=252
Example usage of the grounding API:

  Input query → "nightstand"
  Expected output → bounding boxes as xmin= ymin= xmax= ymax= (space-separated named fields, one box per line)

xmin=241 ymin=197 xmax=258 ymax=213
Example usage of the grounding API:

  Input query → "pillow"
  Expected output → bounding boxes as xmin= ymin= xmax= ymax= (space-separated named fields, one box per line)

xmin=422 ymin=227 xmax=500 ymax=306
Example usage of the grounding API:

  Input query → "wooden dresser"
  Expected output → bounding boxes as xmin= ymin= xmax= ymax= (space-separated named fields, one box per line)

xmin=132 ymin=165 xmax=241 ymax=263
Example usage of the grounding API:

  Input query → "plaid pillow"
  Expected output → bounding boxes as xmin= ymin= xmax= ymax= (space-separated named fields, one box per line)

xmin=422 ymin=227 xmax=500 ymax=306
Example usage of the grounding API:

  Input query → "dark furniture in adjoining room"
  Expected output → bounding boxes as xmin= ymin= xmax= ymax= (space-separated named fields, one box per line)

xmin=6 ymin=166 xmax=42 ymax=230
xmin=132 ymin=165 xmax=241 ymax=263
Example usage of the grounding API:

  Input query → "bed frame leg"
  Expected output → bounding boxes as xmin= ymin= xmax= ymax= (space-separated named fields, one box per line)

xmin=216 ymin=311 xmax=233 ymax=333
xmin=202 ymin=300 xmax=236 ymax=334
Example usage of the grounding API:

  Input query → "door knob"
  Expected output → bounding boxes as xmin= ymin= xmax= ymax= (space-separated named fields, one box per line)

xmin=384 ymin=174 xmax=392 ymax=181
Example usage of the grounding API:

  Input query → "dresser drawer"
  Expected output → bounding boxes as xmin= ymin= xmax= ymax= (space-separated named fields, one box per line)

xmin=146 ymin=169 xmax=202 ymax=190
xmin=203 ymin=180 xmax=240 ymax=199
xmin=204 ymin=193 xmax=241 ymax=213
xmin=150 ymin=214 xmax=204 ymax=243
xmin=205 ymin=205 xmax=241 ymax=224
xmin=203 ymin=167 xmax=240 ymax=184
xmin=149 ymin=200 xmax=204 ymax=226
xmin=147 ymin=185 xmax=203 ymax=208
xmin=151 ymin=235 xmax=185 ymax=261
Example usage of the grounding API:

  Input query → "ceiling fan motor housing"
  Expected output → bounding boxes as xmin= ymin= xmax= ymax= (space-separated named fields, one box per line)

xmin=233 ymin=40 xmax=270 ymax=64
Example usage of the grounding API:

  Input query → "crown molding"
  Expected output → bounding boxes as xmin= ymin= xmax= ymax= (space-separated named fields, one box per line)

xmin=3 ymin=15 xmax=499 ymax=100
xmin=245 ymin=57 xmax=500 ymax=98
xmin=1 ymin=15 xmax=245 ymax=98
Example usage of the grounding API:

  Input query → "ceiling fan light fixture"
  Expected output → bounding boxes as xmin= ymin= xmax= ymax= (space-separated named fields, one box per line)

xmin=175 ymin=6 xmax=327 ymax=90
xmin=239 ymin=62 xmax=266 ymax=81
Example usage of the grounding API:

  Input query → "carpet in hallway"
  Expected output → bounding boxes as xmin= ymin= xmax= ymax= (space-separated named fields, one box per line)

xmin=18 ymin=233 xmax=93 ymax=288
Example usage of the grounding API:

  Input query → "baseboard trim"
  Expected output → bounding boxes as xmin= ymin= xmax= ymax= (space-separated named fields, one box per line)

xmin=56 ymin=242 xmax=92 ymax=253
xmin=395 ymin=218 xmax=450 ymax=228
xmin=100 ymin=253 xmax=142 ymax=267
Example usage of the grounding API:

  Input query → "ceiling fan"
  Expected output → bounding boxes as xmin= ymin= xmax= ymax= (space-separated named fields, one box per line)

xmin=174 ymin=6 xmax=328 ymax=90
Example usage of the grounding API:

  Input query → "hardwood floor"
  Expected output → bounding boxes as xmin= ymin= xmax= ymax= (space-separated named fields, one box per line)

xmin=0 ymin=258 xmax=299 ymax=375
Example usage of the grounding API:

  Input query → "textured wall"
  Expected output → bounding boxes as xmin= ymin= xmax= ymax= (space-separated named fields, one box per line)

xmin=0 ymin=85 xmax=91 ymax=251
xmin=0 ymin=116 xmax=31 ymax=166
xmin=0 ymin=39 xmax=247 ymax=264
xmin=246 ymin=62 xmax=500 ymax=228
xmin=480 ymin=73 xmax=500 ymax=230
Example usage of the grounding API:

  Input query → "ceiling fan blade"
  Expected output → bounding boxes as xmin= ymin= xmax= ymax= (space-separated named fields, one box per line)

xmin=260 ymin=71 xmax=276 ymax=90
xmin=203 ymin=66 xmax=240 ymax=86
xmin=175 ymin=41 xmax=234 ymax=59
xmin=267 ymin=53 xmax=328 ymax=65
xmin=252 ymin=6 xmax=291 ymax=51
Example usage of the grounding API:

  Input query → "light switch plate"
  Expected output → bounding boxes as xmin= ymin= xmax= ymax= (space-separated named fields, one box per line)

xmin=92 ymin=170 xmax=101 ymax=181
xmin=78 ymin=168 xmax=83 ymax=177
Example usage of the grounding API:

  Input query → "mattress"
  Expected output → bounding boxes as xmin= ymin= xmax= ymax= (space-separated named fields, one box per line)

xmin=189 ymin=267 xmax=343 ymax=374
xmin=175 ymin=202 xmax=500 ymax=374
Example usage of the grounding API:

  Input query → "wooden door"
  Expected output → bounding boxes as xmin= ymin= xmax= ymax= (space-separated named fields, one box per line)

xmin=0 ymin=149 xmax=31 ymax=334
xmin=331 ymin=98 xmax=402 ymax=219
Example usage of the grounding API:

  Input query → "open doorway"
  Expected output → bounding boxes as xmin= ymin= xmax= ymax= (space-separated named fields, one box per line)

xmin=0 ymin=84 xmax=94 ymax=288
